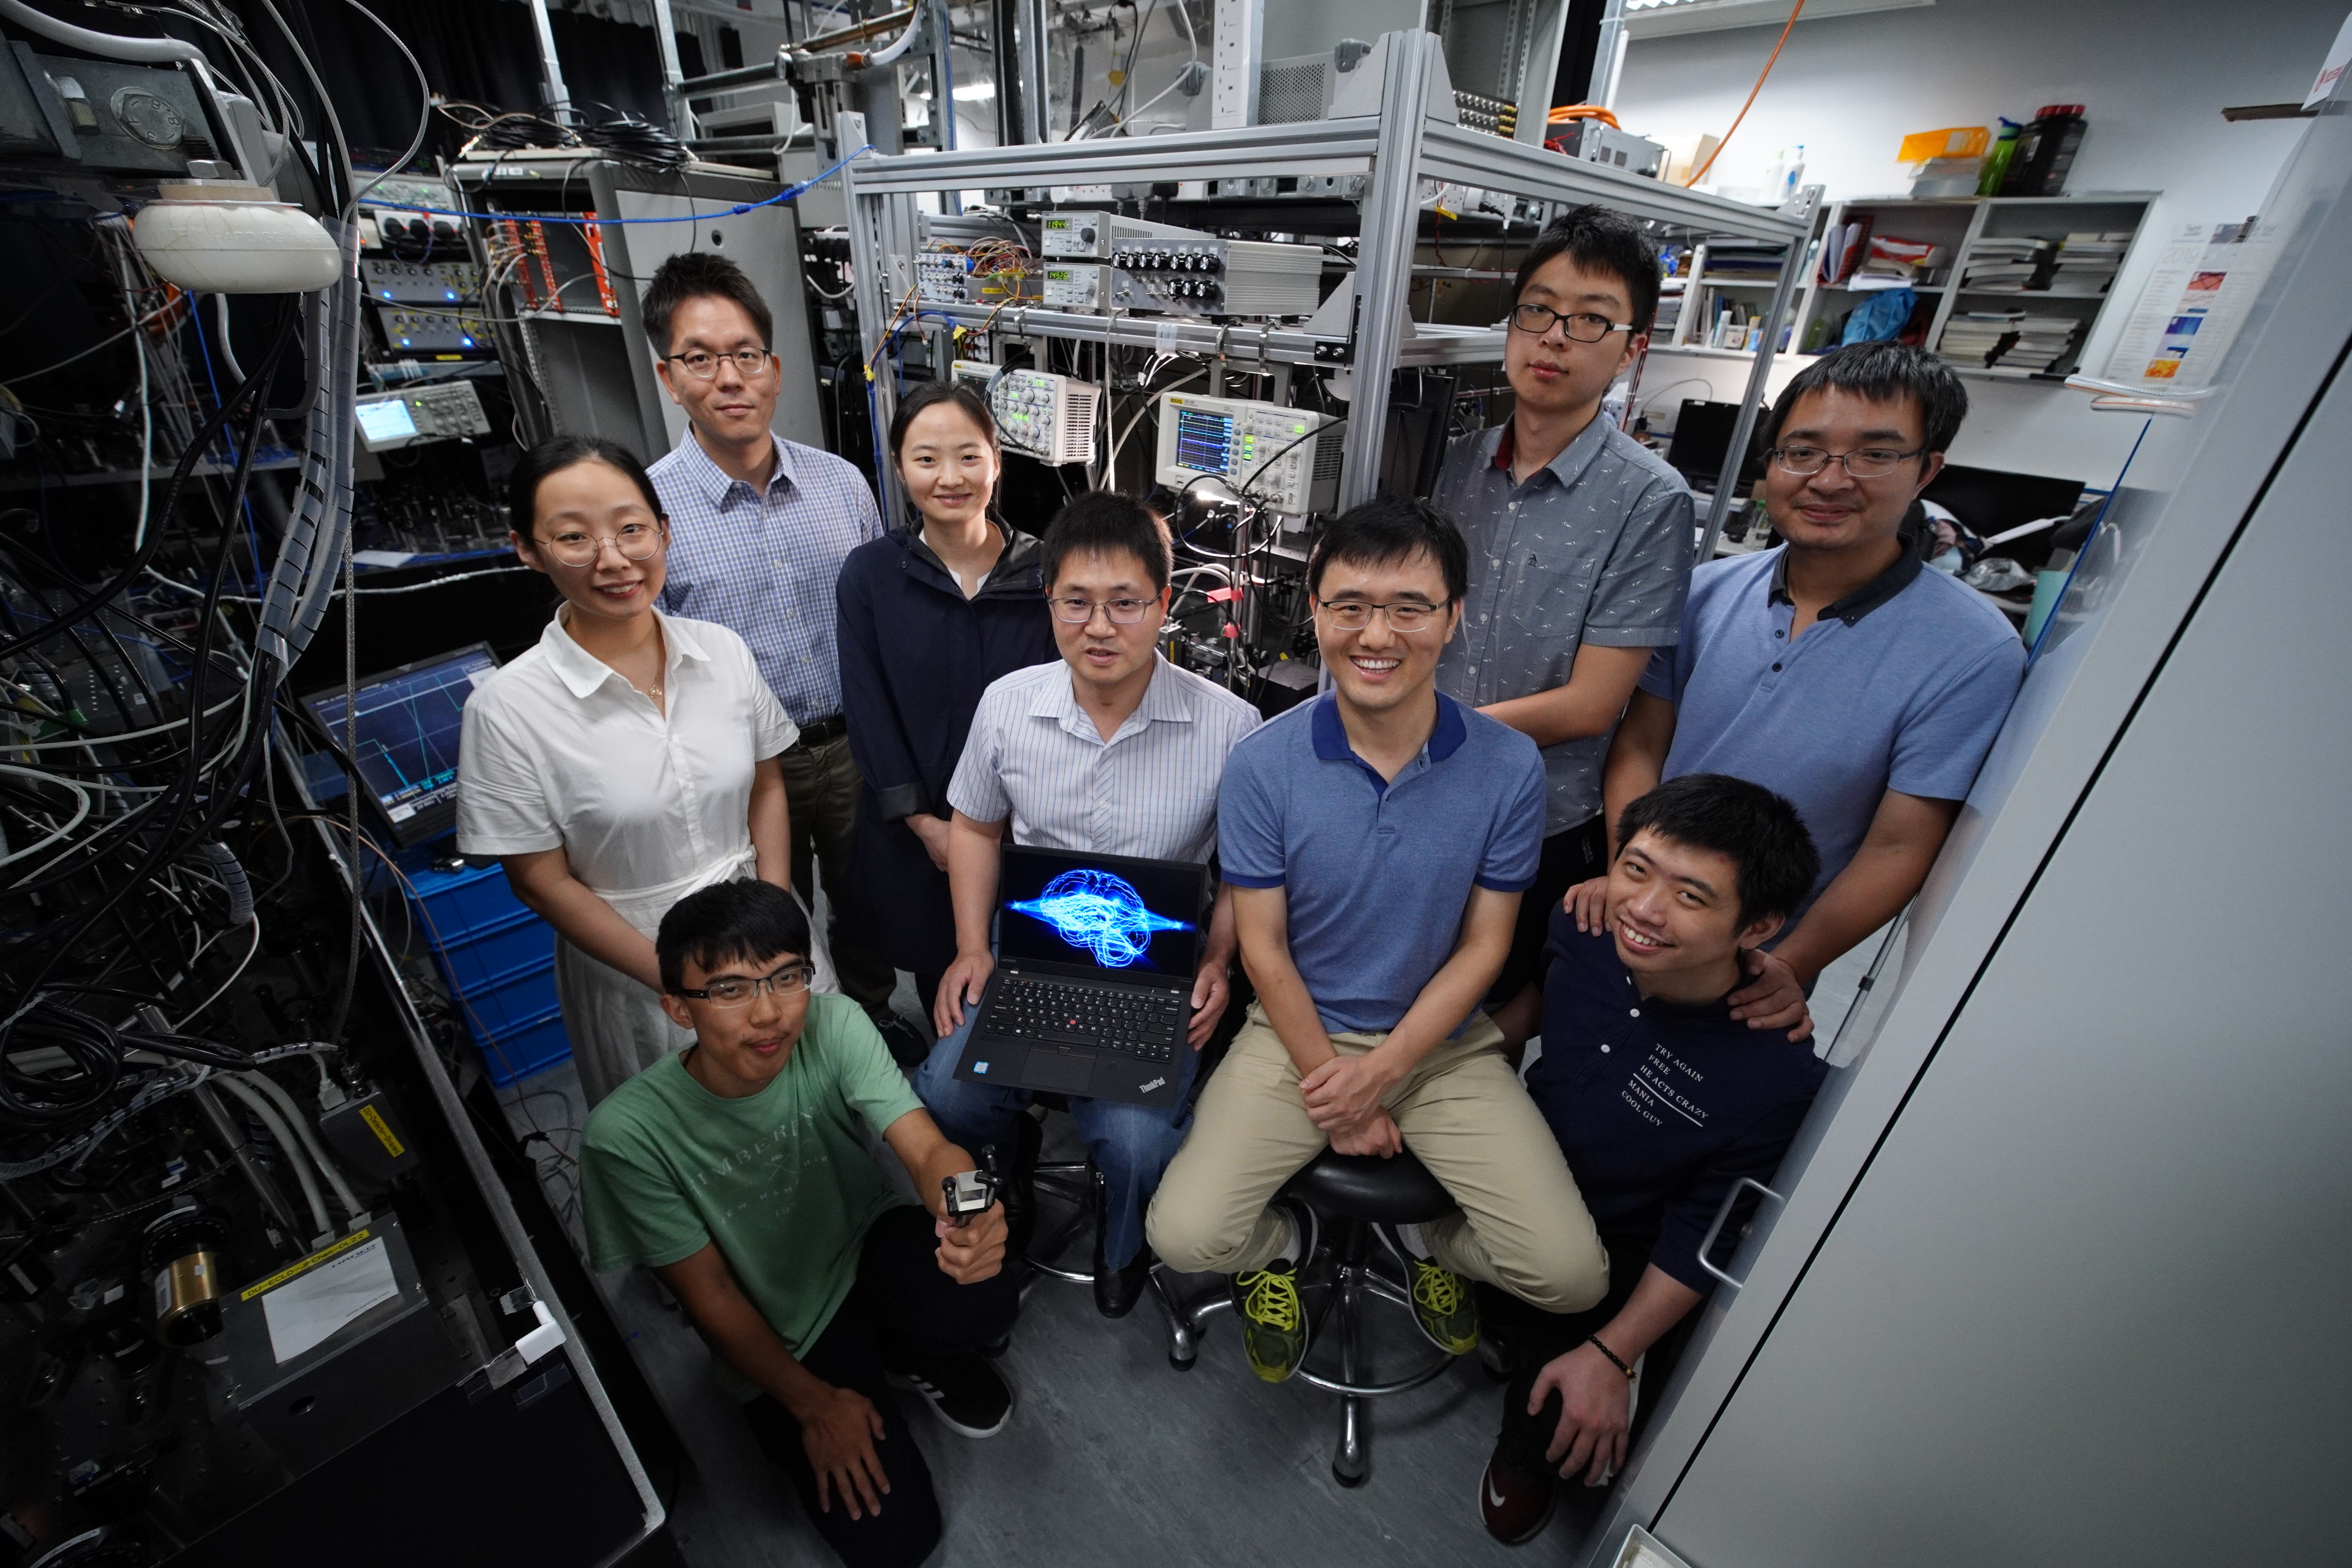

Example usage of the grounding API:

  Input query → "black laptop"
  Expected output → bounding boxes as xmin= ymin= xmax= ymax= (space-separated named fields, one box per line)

xmin=953 ymin=846 xmax=1209 ymax=1109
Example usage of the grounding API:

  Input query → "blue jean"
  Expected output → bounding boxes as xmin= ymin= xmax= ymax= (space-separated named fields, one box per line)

xmin=912 ymin=1007 xmax=1198 ymax=1270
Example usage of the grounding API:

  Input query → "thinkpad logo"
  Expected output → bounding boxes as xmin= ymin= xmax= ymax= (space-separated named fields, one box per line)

xmin=1138 ymin=1076 xmax=1167 ymax=1093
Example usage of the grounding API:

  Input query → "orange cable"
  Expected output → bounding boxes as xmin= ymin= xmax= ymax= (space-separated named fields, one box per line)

xmin=1685 ymin=0 xmax=1807 ymax=187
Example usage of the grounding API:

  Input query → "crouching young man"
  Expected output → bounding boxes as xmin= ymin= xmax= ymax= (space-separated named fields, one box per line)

xmin=1479 ymin=774 xmax=1824 ymax=1546
xmin=1146 ymin=499 xmax=1611 ymax=1385
xmin=582 ymin=880 xmax=1016 ymax=1568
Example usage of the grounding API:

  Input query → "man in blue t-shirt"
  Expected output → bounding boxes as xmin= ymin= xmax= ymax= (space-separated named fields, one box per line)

xmin=1580 ymin=343 xmax=2025 ymax=1036
xmin=1480 ymin=773 xmax=1825 ymax=1545
xmin=1148 ymin=500 xmax=1608 ymax=1387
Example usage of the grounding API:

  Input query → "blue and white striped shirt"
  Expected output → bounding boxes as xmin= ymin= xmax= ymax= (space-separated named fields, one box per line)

xmin=651 ymin=431 xmax=883 ymax=727
xmin=947 ymin=656 xmax=1262 ymax=864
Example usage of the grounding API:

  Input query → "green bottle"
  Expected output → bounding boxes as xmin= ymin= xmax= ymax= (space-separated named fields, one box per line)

xmin=1977 ymin=118 xmax=2021 ymax=198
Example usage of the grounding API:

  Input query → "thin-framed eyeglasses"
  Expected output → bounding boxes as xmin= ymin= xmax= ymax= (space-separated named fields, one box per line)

xmin=1316 ymin=597 xmax=1452 ymax=632
xmin=1508 ymin=303 xmax=1637 ymax=343
xmin=674 ymin=961 xmax=815 ymax=1007
xmin=664 ymin=347 xmax=774 ymax=380
xmin=1769 ymin=444 xmax=1927 ymax=480
xmin=1049 ymin=595 xmax=1158 ymax=626
xmin=536 ymin=519 xmax=665 ymax=569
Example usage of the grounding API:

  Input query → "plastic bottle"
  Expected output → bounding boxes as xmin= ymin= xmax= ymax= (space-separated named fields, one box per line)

xmin=1976 ymin=118 xmax=2021 ymax=197
xmin=2001 ymin=105 xmax=2087 ymax=197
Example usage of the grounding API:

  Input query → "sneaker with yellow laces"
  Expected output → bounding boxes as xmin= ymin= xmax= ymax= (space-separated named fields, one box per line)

xmin=1381 ymin=1223 xmax=1480 ymax=1355
xmin=1232 ymin=1201 xmax=1317 ymax=1383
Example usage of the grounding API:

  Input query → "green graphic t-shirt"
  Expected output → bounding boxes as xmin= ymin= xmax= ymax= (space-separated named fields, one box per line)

xmin=582 ymin=994 xmax=924 ymax=1395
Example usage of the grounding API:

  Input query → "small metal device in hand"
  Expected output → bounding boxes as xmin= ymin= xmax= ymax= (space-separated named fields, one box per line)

xmin=942 ymin=1169 xmax=997 ymax=1225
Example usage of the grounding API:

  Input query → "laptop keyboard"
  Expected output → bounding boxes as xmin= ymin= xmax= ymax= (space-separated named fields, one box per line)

xmin=984 ymin=976 xmax=1184 ymax=1063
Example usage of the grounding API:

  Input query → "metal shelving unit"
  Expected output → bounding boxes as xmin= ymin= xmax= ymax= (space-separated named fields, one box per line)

xmin=842 ymin=28 xmax=1817 ymax=559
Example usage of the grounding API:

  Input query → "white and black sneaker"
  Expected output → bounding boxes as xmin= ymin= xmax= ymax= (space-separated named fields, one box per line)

xmin=888 ymin=1354 xmax=1013 ymax=1438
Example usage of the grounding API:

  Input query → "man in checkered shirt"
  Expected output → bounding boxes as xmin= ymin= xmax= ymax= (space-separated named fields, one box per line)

xmin=641 ymin=253 xmax=911 ymax=1054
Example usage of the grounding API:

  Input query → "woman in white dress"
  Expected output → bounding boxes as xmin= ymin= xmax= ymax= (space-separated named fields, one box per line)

xmin=456 ymin=436 xmax=813 ymax=1103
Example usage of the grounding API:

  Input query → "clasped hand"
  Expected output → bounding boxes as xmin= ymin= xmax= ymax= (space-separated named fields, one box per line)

xmin=934 ymin=1201 xmax=1008 ymax=1284
xmin=1298 ymin=1050 xmax=1404 ymax=1158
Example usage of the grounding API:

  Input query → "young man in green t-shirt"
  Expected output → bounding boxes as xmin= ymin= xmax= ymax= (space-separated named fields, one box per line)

xmin=583 ymin=880 xmax=1016 ymax=1568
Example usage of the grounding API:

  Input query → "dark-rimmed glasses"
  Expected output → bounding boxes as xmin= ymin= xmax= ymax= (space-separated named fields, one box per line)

xmin=1508 ymin=303 xmax=1636 ymax=343
xmin=1769 ymin=445 xmax=1927 ymax=480
xmin=1050 ymin=595 xmax=1158 ymax=626
xmin=673 ymin=961 xmax=815 ymax=1007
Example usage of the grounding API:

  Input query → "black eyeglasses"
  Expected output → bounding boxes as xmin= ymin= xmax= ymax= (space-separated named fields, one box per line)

xmin=1508 ymin=303 xmax=1636 ymax=343
xmin=1769 ymin=444 xmax=1927 ymax=480
xmin=673 ymin=961 xmax=814 ymax=1007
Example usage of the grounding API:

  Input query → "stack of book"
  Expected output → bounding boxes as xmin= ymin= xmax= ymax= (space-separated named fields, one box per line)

xmin=1817 ymin=217 xmax=1874 ymax=284
xmin=1700 ymin=239 xmax=1785 ymax=281
xmin=1994 ymin=314 xmax=2083 ymax=371
xmin=1851 ymin=235 xmax=1946 ymax=290
xmin=1938 ymin=311 xmax=2022 ymax=365
xmin=2049 ymin=232 xmax=2131 ymax=293
xmin=1959 ymin=237 xmax=2052 ymax=290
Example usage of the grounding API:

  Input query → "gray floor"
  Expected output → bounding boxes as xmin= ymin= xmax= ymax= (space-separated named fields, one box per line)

xmin=499 ymin=948 xmax=1895 ymax=1568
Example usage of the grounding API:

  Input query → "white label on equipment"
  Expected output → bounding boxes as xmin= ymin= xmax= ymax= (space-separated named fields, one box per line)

xmin=262 ymin=1236 xmax=397 ymax=1363
xmin=1154 ymin=320 xmax=1179 ymax=352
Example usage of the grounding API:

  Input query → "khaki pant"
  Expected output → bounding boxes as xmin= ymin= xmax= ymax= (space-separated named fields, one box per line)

xmin=1146 ymin=1004 xmax=1610 ymax=1314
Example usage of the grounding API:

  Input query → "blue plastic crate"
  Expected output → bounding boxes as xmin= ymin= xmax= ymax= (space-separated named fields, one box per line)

xmin=406 ymin=861 xmax=533 ymax=952
xmin=475 ymin=1011 xmax=571 ymax=1088
xmin=433 ymin=907 xmax=555 ymax=995
xmin=459 ymin=958 xmax=560 ymax=1040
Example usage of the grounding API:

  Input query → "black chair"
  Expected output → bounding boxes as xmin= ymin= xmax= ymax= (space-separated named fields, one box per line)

xmin=1169 ymin=1147 xmax=1462 ymax=1486
xmin=1012 ymin=1106 xmax=1199 ymax=1363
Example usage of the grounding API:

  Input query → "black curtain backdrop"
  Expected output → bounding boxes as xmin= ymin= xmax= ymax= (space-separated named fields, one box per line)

xmin=225 ymin=0 xmax=670 ymax=170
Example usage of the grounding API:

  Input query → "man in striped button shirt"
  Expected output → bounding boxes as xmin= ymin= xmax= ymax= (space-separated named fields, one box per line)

xmin=917 ymin=492 xmax=1261 ymax=1319
xmin=641 ymin=254 xmax=902 ymax=1046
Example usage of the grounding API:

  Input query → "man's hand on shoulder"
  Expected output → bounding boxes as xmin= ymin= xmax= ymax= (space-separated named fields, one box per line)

xmin=935 ymin=1201 xmax=1008 ymax=1283
xmin=1728 ymin=947 xmax=1813 ymax=1041
xmin=1563 ymin=875 xmax=1610 ymax=935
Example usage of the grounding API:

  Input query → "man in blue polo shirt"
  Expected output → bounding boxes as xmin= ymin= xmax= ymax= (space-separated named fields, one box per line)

xmin=1148 ymin=499 xmax=1608 ymax=1386
xmin=1583 ymin=342 xmax=2025 ymax=1032
xmin=1477 ymin=773 xmax=1823 ymax=1546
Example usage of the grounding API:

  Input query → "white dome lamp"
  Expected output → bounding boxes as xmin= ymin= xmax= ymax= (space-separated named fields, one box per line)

xmin=134 ymin=162 xmax=343 ymax=295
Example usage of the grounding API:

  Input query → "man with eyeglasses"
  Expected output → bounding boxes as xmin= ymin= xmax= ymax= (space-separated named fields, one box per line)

xmin=1431 ymin=207 xmax=1696 ymax=1065
xmin=1574 ymin=342 xmax=2026 ymax=1031
xmin=641 ymin=253 xmax=907 ymax=1056
xmin=914 ymin=491 xmax=1261 ymax=1319
xmin=1149 ymin=499 xmax=1608 ymax=1387
xmin=583 ymin=878 xmax=1014 ymax=1568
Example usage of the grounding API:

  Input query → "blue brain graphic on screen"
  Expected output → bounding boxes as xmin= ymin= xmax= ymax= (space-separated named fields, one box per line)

xmin=1008 ymin=869 xmax=1194 ymax=967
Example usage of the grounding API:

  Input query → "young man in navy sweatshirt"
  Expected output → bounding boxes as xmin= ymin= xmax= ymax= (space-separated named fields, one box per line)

xmin=1480 ymin=773 xmax=1823 ymax=1545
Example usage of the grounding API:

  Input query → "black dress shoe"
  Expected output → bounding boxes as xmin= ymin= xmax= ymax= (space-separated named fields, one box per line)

xmin=1094 ymin=1244 xmax=1151 ymax=1319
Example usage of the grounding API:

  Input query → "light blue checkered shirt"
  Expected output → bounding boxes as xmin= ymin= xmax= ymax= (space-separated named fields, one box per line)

xmin=651 ymin=432 xmax=883 ymax=727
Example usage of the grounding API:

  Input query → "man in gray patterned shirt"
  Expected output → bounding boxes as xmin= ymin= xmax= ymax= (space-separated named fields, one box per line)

xmin=1434 ymin=207 xmax=1694 ymax=1059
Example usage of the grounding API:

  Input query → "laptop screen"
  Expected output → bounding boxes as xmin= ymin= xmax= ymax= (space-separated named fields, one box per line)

xmin=996 ymin=847 xmax=1207 ymax=980
xmin=303 ymin=642 xmax=498 ymax=849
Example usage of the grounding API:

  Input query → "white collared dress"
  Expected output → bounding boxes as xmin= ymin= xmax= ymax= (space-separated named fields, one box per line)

xmin=456 ymin=606 xmax=824 ymax=1103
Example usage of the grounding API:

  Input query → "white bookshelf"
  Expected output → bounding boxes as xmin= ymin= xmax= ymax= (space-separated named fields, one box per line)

xmin=1783 ymin=193 xmax=2158 ymax=379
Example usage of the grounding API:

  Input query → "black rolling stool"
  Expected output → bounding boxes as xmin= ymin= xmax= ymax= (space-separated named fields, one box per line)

xmin=1009 ymin=1105 xmax=1199 ymax=1363
xmin=1176 ymin=1148 xmax=1462 ymax=1486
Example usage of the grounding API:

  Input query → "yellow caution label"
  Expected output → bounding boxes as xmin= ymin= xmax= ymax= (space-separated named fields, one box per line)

xmin=359 ymin=1103 xmax=406 ymax=1158
xmin=240 ymin=1228 xmax=374 ymax=1302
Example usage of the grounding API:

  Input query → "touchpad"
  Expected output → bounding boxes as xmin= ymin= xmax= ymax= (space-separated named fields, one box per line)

xmin=1022 ymin=1048 xmax=1095 ymax=1093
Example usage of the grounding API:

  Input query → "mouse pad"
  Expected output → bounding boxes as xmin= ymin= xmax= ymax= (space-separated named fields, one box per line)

xmin=1017 ymin=1047 xmax=1096 ymax=1093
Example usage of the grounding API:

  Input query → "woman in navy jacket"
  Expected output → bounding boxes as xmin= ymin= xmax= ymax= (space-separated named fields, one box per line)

xmin=838 ymin=381 xmax=1056 ymax=1024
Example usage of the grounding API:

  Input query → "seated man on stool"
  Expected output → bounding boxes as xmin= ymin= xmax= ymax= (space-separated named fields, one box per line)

xmin=918 ymin=492 xmax=1259 ymax=1317
xmin=1148 ymin=498 xmax=1610 ymax=1383
xmin=582 ymin=880 xmax=1015 ymax=1568
xmin=1480 ymin=773 xmax=1824 ymax=1545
